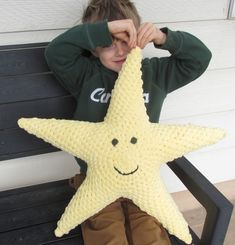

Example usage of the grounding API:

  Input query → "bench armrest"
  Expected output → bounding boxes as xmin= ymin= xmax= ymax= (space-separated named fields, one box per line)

xmin=167 ymin=157 xmax=233 ymax=245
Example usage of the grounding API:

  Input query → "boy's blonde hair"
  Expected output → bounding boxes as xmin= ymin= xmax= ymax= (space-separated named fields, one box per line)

xmin=82 ymin=0 xmax=141 ymax=28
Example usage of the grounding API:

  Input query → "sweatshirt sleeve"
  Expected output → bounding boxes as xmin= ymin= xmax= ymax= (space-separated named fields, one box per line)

xmin=146 ymin=28 xmax=212 ymax=93
xmin=45 ymin=21 xmax=113 ymax=97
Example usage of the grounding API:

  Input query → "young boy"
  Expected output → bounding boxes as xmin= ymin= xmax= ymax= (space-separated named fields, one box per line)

xmin=45 ymin=0 xmax=211 ymax=244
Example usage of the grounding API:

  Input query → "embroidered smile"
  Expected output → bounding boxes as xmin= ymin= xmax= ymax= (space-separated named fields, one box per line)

xmin=114 ymin=165 xmax=139 ymax=176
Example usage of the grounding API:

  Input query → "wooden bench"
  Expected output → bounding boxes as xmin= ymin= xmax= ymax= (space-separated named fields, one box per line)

xmin=0 ymin=42 xmax=233 ymax=245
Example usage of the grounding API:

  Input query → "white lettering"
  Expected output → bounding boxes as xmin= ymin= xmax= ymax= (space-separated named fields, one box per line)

xmin=90 ymin=88 xmax=106 ymax=102
xmin=143 ymin=93 xmax=149 ymax=103
xmin=100 ymin=93 xmax=111 ymax=103
xmin=90 ymin=88 xmax=149 ymax=104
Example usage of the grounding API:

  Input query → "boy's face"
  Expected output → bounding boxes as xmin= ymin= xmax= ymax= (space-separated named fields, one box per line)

xmin=93 ymin=39 xmax=131 ymax=72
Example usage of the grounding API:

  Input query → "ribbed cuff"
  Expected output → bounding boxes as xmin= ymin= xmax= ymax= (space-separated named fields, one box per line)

xmin=154 ymin=27 xmax=182 ymax=55
xmin=86 ymin=21 xmax=113 ymax=49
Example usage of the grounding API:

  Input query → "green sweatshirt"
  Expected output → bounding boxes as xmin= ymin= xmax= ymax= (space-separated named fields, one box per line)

xmin=45 ymin=21 xmax=211 ymax=173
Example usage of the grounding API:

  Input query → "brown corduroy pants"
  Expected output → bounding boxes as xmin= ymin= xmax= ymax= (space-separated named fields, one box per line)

xmin=69 ymin=174 xmax=171 ymax=245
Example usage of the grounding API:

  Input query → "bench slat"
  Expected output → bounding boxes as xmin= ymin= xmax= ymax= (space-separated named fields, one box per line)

xmin=40 ymin=236 xmax=84 ymax=245
xmin=0 ymin=44 xmax=49 ymax=76
xmin=0 ymin=43 xmax=48 ymax=51
xmin=0 ymin=128 xmax=55 ymax=160
xmin=0 ymin=147 xmax=57 ymax=161
xmin=0 ymin=73 xmax=68 ymax=104
xmin=0 ymin=96 xmax=76 ymax=129
xmin=0 ymin=180 xmax=74 ymax=212
xmin=0 ymin=180 xmax=82 ymax=244
xmin=0 ymin=221 xmax=82 ymax=245
xmin=0 ymin=200 xmax=69 ymax=232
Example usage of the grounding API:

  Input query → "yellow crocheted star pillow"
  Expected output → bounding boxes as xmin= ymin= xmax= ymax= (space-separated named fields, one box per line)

xmin=18 ymin=47 xmax=225 ymax=244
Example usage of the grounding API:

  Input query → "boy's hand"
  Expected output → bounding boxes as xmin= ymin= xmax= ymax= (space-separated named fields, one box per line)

xmin=137 ymin=22 xmax=166 ymax=49
xmin=108 ymin=19 xmax=137 ymax=48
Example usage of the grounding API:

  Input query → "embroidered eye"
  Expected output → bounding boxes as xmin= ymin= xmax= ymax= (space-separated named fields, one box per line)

xmin=130 ymin=137 xmax=137 ymax=144
xmin=112 ymin=138 xmax=119 ymax=146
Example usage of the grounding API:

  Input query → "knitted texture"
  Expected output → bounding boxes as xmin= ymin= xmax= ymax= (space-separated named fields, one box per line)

xmin=18 ymin=47 xmax=225 ymax=244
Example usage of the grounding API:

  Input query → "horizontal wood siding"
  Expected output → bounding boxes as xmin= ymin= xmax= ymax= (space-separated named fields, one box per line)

xmin=161 ymin=67 xmax=235 ymax=119
xmin=135 ymin=0 xmax=229 ymax=23
xmin=0 ymin=0 xmax=229 ymax=33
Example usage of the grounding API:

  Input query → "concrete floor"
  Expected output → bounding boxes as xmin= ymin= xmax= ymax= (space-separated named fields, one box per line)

xmin=183 ymin=199 xmax=235 ymax=244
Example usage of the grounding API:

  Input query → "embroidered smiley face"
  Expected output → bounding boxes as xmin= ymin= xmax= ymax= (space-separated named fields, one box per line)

xmin=112 ymin=137 xmax=139 ymax=175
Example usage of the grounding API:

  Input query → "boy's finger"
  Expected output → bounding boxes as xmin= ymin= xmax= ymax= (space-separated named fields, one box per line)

xmin=137 ymin=22 xmax=147 ymax=33
xmin=123 ymin=20 xmax=136 ymax=47
xmin=137 ymin=24 xmax=149 ymax=47
xmin=137 ymin=24 xmax=154 ymax=48
xmin=128 ymin=24 xmax=137 ymax=48
xmin=137 ymin=28 xmax=144 ymax=45
xmin=137 ymin=30 xmax=146 ymax=48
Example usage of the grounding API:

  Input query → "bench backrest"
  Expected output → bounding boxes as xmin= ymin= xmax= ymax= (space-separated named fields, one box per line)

xmin=0 ymin=43 xmax=76 ymax=161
